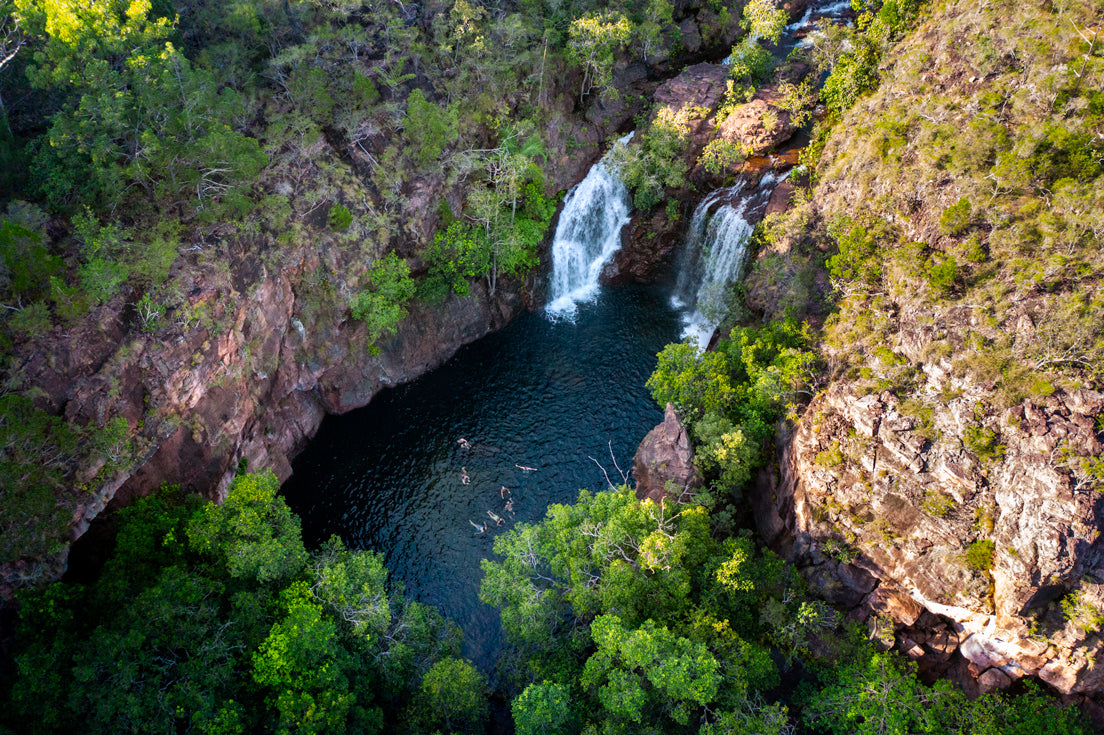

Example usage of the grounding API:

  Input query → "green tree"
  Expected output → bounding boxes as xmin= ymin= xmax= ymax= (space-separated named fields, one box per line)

xmin=826 ymin=220 xmax=882 ymax=292
xmin=582 ymin=614 xmax=721 ymax=727
xmin=609 ymin=105 xmax=692 ymax=210
xmin=349 ymin=252 xmax=416 ymax=354
xmin=0 ymin=394 xmax=78 ymax=562
xmin=820 ymin=36 xmax=880 ymax=120
xmin=0 ymin=214 xmax=57 ymax=301
xmin=409 ymin=657 xmax=488 ymax=734
xmin=512 ymin=681 xmax=577 ymax=735
xmin=802 ymin=651 xmax=950 ymax=735
xmin=252 ymin=581 xmax=364 ymax=735
xmin=16 ymin=0 xmax=264 ymax=212
xmin=646 ymin=340 xmax=735 ymax=422
xmin=404 ymin=88 xmax=459 ymax=167
xmin=741 ymin=0 xmax=788 ymax=45
xmin=567 ymin=11 xmax=633 ymax=102
xmin=187 ymin=470 xmax=308 ymax=584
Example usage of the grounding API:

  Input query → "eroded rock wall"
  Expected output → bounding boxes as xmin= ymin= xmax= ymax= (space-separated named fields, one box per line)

xmin=754 ymin=386 xmax=1104 ymax=693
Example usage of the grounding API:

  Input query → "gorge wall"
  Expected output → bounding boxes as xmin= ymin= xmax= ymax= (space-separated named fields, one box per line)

xmin=1 ymin=1 xmax=753 ymax=594
xmin=736 ymin=0 xmax=1104 ymax=698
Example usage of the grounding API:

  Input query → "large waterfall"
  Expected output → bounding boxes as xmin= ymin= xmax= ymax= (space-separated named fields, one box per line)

xmin=546 ymin=132 xmax=634 ymax=317
xmin=673 ymin=171 xmax=785 ymax=346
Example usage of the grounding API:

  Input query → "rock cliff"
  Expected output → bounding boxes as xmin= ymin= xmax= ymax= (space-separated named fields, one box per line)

xmin=755 ymin=385 xmax=1104 ymax=693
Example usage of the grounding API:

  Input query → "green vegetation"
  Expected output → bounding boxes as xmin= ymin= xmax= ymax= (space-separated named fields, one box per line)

xmin=810 ymin=0 xmax=1104 ymax=407
xmin=610 ymin=105 xmax=695 ymax=211
xmin=349 ymin=252 xmax=416 ymax=354
xmin=567 ymin=11 xmax=634 ymax=102
xmin=2 ymin=473 xmax=1093 ymax=734
xmin=920 ymin=489 xmax=956 ymax=518
xmin=1061 ymin=590 xmax=1104 ymax=634
xmin=327 ymin=202 xmax=353 ymax=232
xmin=0 ymin=394 xmax=79 ymax=561
xmin=965 ymin=539 xmax=996 ymax=572
xmin=1 ymin=0 xmax=1102 ymax=731
xmin=648 ymin=320 xmax=818 ymax=494
xmin=2 ymin=473 xmax=465 ymax=734
xmin=962 ymin=425 xmax=1006 ymax=463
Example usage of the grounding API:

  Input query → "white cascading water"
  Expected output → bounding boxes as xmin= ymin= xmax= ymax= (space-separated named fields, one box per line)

xmin=673 ymin=171 xmax=786 ymax=347
xmin=546 ymin=132 xmax=634 ymax=318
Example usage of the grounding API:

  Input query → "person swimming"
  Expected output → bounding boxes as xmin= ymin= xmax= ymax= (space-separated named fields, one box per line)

xmin=461 ymin=467 xmax=470 ymax=485
xmin=515 ymin=464 xmax=537 ymax=472
xmin=505 ymin=498 xmax=514 ymax=513
xmin=457 ymin=438 xmax=471 ymax=449
xmin=500 ymin=486 xmax=511 ymax=498
xmin=469 ymin=519 xmax=486 ymax=534
xmin=487 ymin=510 xmax=505 ymax=526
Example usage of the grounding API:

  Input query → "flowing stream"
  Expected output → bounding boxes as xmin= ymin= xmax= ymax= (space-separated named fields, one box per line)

xmin=282 ymin=144 xmax=675 ymax=673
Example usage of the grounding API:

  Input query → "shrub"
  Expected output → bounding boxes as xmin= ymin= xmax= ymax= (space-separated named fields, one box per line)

xmin=349 ymin=252 xmax=416 ymax=354
xmin=962 ymin=425 xmax=1005 ymax=462
xmin=699 ymin=138 xmax=744 ymax=176
xmin=822 ymin=537 xmax=858 ymax=563
xmin=727 ymin=36 xmax=773 ymax=86
xmin=815 ymin=443 xmax=845 ymax=468
xmin=1061 ymin=591 xmax=1104 ymax=633
xmin=965 ymin=539 xmax=996 ymax=572
xmin=827 ymin=222 xmax=882 ymax=289
xmin=924 ymin=254 xmax=957 ymax=294
xmin=610 ymin=105 xmax=692 ymax=210
xmin=328 ymin=202 xmax=353 ymax=231
xmin=7 ymin=302 xmax=51 ymax=337
xmin=920 ymin=489 xmax=955 ymax=517
xmin=939 ymin=197 xmax=972 ymax=236
xmin=405 ymin=89 xmax=459 ymax=167
xmin=820 ymin=38 xmax=880 ymax=120
xmin=423 ymin=222 xmax=491 ymax=300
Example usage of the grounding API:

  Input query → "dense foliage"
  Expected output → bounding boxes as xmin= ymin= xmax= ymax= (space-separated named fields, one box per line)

xmin=647 ymin=319 xmax=818 ymax=494
xmin=1 ymin=472 xmax=468 ymax=735
xmin=4 ymin=474 xmax=1090 ymax=734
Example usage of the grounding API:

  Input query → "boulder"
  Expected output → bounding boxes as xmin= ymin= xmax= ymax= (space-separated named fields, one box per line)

xmin=717 ymin=98 xmax=795 ymax=156
xmin=634 ymin=403 xmax=704 ymax=503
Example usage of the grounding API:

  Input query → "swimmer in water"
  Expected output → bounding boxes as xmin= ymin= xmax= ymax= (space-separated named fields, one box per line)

xmin=505 ymin=498 xmax=514 ymax=513
xmin=458 ymin=438 xmax=471 ymax=449
xmin=461 ymin=467 xmax=470 ymax=485
xmin=515 ymin=464 xmax=537 ymax=472
xmin=469 ymin=519 xmax=486 ymax=534
xmin=487 ymin=510 xmax=505 ymax=526
xmin=500 ymin=486 xmax=510 ymax=498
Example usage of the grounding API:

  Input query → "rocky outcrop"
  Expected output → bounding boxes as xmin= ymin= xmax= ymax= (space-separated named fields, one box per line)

xmin=634 ymin=403 xmax=704 ymax=503
xmin=755 ymin=385 xmax=1104 ymax=693
xmin=717 ymin=98 xmax=795 ymax=157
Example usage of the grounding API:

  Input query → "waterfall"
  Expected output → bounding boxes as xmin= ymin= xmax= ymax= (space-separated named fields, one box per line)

xmin=546 ymin=132 xmax=634 ymax=317
xmin=673 ymin=171 xmax=786 ymax=347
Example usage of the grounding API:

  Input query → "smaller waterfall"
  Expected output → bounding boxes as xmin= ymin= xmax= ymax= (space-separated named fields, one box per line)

xmin=546 ymin=132 xmax=634 ymax=318
xmin=673 ymin=171 xmax=786 ymax=347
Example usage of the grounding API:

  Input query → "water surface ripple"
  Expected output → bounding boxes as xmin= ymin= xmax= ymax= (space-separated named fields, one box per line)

xmin=282 ymin=284 xmax=680 ymax=672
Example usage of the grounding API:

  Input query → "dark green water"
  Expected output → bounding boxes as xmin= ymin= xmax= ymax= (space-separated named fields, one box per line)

xmin=281 ymin=284 xmax=680 ymax=671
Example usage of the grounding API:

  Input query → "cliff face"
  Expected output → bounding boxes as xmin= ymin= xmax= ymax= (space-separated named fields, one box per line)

xmin=755 ymin=386 xmax=1104 ymax=694
xmin=741 ymin=0 xmax=1104 ymax=695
